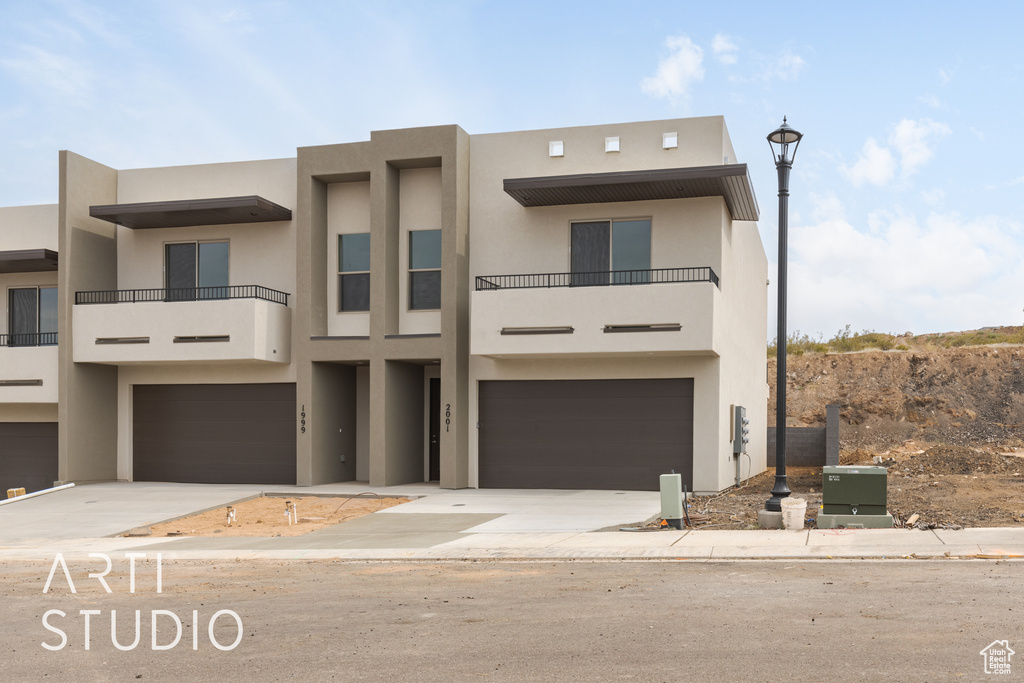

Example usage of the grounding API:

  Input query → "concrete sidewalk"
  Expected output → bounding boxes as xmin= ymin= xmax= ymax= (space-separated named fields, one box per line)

xmin=1 ymin=482 xmax=1022 ymax=561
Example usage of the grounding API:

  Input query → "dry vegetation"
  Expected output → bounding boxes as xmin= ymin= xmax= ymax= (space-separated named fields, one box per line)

xmin=143 ymin=495 xmax=411 ymax=538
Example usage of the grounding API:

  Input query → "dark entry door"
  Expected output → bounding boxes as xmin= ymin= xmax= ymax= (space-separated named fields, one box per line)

xmin=429 ymin=378 xmax=440 ymax=481
xmin=478 ymin=378 xmax=694 ymax=491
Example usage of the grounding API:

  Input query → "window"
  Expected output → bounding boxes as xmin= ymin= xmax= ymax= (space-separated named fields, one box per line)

xmin=339 ymin=233 xmax=370 ymax=312
xmin=409 ymin=230 xmax=441 ymax=310
xmin=165 ymin=242 xmax=228 ymax=301
xmin=7 ymin=286 xmax=57 ymax=346
xmin=570 ymin=219 xmax=651 ymax=285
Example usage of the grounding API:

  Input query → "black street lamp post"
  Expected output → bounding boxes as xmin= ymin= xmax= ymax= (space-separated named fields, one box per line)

xmin=765 ymin=117 xmax=802 ymax=513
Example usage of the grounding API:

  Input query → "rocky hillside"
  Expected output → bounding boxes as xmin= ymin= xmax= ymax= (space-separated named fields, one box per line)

xmin=768 ymin=342 xmax=1024 ymax=450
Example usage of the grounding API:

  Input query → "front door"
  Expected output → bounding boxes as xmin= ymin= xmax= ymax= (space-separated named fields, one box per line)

xmin=429 ymin=377 xmax=440 ymax=481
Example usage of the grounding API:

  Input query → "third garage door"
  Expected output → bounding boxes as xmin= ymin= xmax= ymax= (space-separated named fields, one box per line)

xmin=133 ymin=383 xmax=296 ymax=485
xmin=478 ymin=379 xmax=693 ymax=491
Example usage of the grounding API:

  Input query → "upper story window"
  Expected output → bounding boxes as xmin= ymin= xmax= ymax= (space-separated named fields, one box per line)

xmin=7 ymin=286 xmax=57 ymax=346
xmin=570 ymin=219 xmax=651 ymax=285
xmin=165 ymin=241 xmax=228 ymax=301
xmin=409 ymin=229 xmax=441 ymax=310
xmin=339 ymin=233 xmax=370 ymax=312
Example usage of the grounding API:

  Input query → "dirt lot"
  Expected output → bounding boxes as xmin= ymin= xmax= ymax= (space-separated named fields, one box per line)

xmin=692 ymin=441 xmax=1024 ymax=529
xmin=143 ymin=494 xmax=411 ymax=537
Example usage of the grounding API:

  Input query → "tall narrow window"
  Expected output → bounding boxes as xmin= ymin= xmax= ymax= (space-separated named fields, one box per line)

xmin=165 ymin=242 xmax=229 ymax=301
xmin=339 ymin=233 xmax=370 ymax=311
xmin=570 ymin=219 xmax=651 ymax=285
xmin=7 ymin=286 xmax=56 ymax=346
xmin=409 ymin=230 xmax=441 ymax=310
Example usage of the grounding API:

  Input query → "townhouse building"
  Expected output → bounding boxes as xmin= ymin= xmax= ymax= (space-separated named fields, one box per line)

xmin=0 ymin=115 xmax=767 ymax=496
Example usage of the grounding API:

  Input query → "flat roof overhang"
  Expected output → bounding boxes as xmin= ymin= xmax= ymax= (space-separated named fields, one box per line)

xmin=89 ymin=195 xmax=293 ymax=229
xmin=0 ymin=249 xmax=58 ymax=273
xmin=503 ymin=163 xmax=759 ymax=221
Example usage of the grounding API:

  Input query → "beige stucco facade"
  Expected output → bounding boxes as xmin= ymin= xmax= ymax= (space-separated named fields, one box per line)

xmin=1 ymin=115 xmax=766 ymax=495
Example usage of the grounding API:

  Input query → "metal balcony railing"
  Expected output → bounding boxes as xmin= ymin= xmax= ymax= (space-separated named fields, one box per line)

xmin=475 ymin=266 xmax=719 ymax=291
xmin=0 ymin=332 xmax=58 ymax=347
xmin=75 ymin=285 xmax=289 ymax=306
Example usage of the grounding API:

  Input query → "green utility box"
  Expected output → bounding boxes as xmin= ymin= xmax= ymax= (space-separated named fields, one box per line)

xmin=822 ymin=465 xmax=888 ymax=515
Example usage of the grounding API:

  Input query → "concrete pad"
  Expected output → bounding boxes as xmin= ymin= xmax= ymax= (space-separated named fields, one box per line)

xmin=552 ymin=531 xmax=688 ymax=548
xmin=434 ymin=532 xmax=579 ymax=549
xmin=808 ymin=528 xmax=943 ymax=546
xmin=933 ymin=528 xmax=1024 ymax=546
xmin=675 ymin=529 xmax=809 ymax=546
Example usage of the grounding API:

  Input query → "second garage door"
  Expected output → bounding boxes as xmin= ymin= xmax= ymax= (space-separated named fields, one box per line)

xmin=478 ymin=378 xmax=693 ymax=491
xmin=0 ymin=422 xmax=58 ymax=494
xmin=134 ymin=383 xmax=296 ymax=485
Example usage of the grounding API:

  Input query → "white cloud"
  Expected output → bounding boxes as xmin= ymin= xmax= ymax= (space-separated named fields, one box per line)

xmin=762 ymin=52 xmax=804 ymax=81
xmin=841 ymin=118 xmax=949 ymax=187
xmin=783 ymin=210 xmax=1024 ymax=336
xmin=969 ymin=126 xmax=986 ymax=142
xmin=889 ymin=118 xmax=951 ymax=176
xmin=841 ymin=138 xmax=896 ymax=187
xmin=920 ymin=188 xmax=945 ymax=206
xmin=0 ymin=45 xmax=95 ymax=103
xmin=918 ymin=94 xmax=941 ymax=108
xmin=939 ymin=68 xmax=953 ymax=84
xmin=641 ymin=35 xmax=705 ymax=101
xmin=711 ymin=33 xmax=738 ymax=65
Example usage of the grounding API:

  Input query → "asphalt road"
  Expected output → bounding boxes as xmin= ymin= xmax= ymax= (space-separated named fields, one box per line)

xmin=2 ymin=558 xmax=1020 ymax=681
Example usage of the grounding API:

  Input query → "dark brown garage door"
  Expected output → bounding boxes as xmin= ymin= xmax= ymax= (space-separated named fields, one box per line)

xmin=478 ymin=379 xmax=693 ymax=491
xmin=134 ymin=383 xmax=296 ymax=485
xmin=0 ymin=422 xmax=58 ymax=494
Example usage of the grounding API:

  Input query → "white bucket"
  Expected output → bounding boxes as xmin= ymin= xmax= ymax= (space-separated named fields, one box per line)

xmin=781 ymin=497 xmax=807 ymax=530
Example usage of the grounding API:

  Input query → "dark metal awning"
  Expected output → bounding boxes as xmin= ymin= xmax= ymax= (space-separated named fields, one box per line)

xmin=503 ymin=163 xmax=759 ymax=221
xmin=0 ymin=249 xmax=58 ymax=273
xmin=89 ymin=195 xmax=292 ymax=229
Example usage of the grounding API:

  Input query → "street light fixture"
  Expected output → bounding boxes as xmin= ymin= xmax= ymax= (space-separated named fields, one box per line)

xmin=765 ymin=117 xmax=802 ymax=513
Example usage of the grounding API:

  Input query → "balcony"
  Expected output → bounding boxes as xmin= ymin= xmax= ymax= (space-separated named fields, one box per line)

xmin=0 ymin=338 xmax=58 ymax=403
xmin=73 ymin=286 xmax=291 ymax=365
xmin=471 ymin=267 xmax=720 ymax=358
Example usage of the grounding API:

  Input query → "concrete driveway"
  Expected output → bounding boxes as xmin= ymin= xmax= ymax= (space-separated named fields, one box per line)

xmin=0 ymin=481 xmax=660 ymax=548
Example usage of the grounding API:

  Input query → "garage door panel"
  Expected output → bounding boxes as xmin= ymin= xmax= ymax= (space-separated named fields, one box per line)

xmin=481 ymin=379 xmax=692 ymax=400
xmin=133 ymin=383 xmax=295 ymax=485
xmin=481 ymin=442 xmax=688 ymax=470
xmin=0 ymin=423 xmax=58 ymax=494
xmin=134 ymin=460 xmax=294 ymax=486
xmin=482 ymin=418 xmax=692 ymax=445
xmin=133 ymin=419 xmax=293 ymax=444
xmin=480 ymin=464 xmax=677 ymax=491
xmin=479 ymin=379 xmax=693 ymax=491
xmin=133 ymin=399 xmax=295 ymax=423
xmin=480 ymin=396 xmax=692 ymax=422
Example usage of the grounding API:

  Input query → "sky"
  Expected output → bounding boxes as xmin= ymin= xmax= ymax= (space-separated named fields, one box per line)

xmin=1 ymin=0 xmax=1022 ymax=340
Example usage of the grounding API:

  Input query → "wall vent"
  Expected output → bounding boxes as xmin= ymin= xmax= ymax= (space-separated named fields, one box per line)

xmin=173 ymin=335 xmax=230 ymax=343
xmin=603 ymin=323 xmax=681 ymax=333
xmin=500 ymin=326 xmax=574 ymax=336
xmin=95 ymin=337 xmax=150 ymax=344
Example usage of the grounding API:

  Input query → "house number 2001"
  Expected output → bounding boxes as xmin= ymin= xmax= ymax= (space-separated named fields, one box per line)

xmin=445 ymin=404 xmax=451 ymax=432
xmin=300 ymin=405 xmax=306 ymax=434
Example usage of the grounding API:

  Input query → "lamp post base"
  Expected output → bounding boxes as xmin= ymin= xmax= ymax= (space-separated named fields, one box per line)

xmin=764 ymin=475 xmax=792 ymax=512
xmin=757 ymin=509 xmax=785 ymax=529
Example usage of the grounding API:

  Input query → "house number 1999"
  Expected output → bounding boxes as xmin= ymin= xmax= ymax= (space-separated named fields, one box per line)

xmin=445 ymin=404 xmax=451 ymax=432
xmin=300 ymin=405 xmax=306 ymax=434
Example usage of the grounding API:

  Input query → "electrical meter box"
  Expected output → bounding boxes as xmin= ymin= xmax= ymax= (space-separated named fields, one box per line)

xmin=822 ymin=465 xmax=888 ymax=515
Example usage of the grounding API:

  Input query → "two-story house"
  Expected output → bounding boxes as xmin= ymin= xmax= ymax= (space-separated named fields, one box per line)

xmin=468 ymin=118 xmax=767 ymax=494
xmin=2 ymin=115 xmax=766 ymax=495
xmin=0 ymin=204 xmax=60 ymax=493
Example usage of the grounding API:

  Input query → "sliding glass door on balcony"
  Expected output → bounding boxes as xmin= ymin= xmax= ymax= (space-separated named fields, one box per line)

xmin=570 ymin=219 xmax=651 ymax=286
xmin=7 ymin=287 xmax=56 ymax=346
xmin=165 ymin=242 xmax=229 ymax=301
